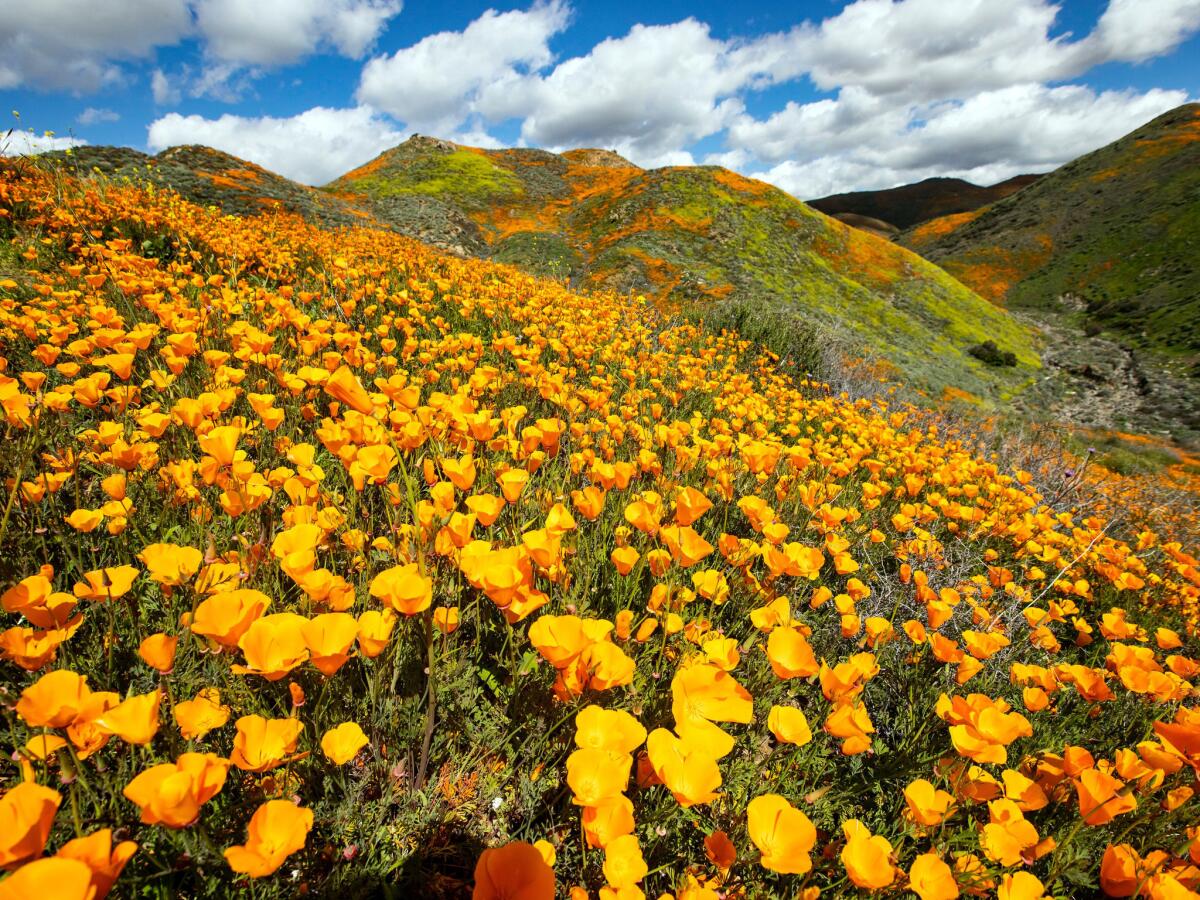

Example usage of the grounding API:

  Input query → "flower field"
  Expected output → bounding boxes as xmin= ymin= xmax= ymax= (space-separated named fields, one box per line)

xmin=0 ymin=159 xmax=1198 ymax=899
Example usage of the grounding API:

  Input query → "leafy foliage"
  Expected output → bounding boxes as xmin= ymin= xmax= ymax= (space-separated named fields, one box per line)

xmin=0 ymin=160 xmax=1197 ymax=900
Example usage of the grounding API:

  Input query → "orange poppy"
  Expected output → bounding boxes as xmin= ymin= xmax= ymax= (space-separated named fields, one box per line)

xmin=747 ymin=794 xmax=815 ymax=875
xmin=0 ymin=782 xmax=61 ymax=868
xmin=123 ymin=752 xmax=228 ymax=827
xmin=472 ymin=841 xmax=555 ymax=900
xmin=224 ymin=800 xmax=314 ymax=877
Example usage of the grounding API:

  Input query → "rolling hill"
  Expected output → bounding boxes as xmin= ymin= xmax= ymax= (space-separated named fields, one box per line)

xmin=38 ymin=143 xmax=374 ymax=228
xmin=901 ymin=103 xmax=1200 ymax=359
xmin=809 ymin=174 xmax=1040 ymax=231
xmin=36 ymin=136 xmax=1042 ymax=406
xmin=324 ymin=136 xmax=1039 ymax=403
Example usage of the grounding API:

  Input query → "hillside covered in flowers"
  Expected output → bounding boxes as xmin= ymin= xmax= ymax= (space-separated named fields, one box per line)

xmin=0 ymin=159 xmax=1198 ymax=899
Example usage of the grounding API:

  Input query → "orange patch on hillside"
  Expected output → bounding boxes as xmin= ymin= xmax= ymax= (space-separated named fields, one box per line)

xmin=942 ymin=385 xmax=980 ymax=405
xmin=1131 ymin=112 xmax=1200 ymax=162
xmin=200 ymin=173 xmax=250 ymax=191
xmin=905 ymin=210 xmax=982 ymax=249
xmin=223 ymin=168 xmax=262 ymax=183
xmin=712 ymin=168 xmax=776 ymax=200
xmin=814 ymin=219 xmax=905 ymax=288
xmin=943 ymin=234 xmax=1053 ymax=303
xmin=337 ymin=151 xmax=395 ymax=183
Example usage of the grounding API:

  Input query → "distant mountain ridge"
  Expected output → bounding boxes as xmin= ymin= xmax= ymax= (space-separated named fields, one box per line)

xmin=809 ymin=174 xmax=1041 ymax=231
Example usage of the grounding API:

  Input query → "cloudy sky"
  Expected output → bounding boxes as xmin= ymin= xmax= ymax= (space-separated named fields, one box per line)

xmin=2 ymin=0 xmax=1198 ymax=197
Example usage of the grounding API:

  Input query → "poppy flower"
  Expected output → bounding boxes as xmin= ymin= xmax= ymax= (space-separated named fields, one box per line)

xmin=610 ymin=546 xmax=639 ymax=576
xmin=529 ymin=615 xmax=607 ymax=668
xmin=997 ymin=872 xmax=1047 ymax=900
xmin=704 ymin=831 xmax=736 ymax=871
xmin=123 ymin=752 xmax=229 ymax=827
xmin=16 ymin=669 xmax=92 ymax=728
xmin=496 ymin=468 xmax=529 ymax=502
xmin=645 ymin=729 xmax=723 ymax=808
xmin=224 ymin=800 xmax=314 ymax=877
xmin=571 ymin=486 xmax=605 ymax=520
xmin=670 ymin=664 xmax=753 ymax=725
xmin=190 ymin=589 xmax=270 ymax=648
xmin=321 ymin=722 xmax=369 ymax=765
xmin=602 ymin=834 xmax=647 ymax=889
xmin=767 ymin=705 xmax=812 ymax=745
xmin=230 ymin=715 xmax=304 ymax=771
xmin=232 ymin=613 xmax=309 ymax=680
xmin=138 ymin=633 xmax=178 ymax=673
xmin=747 ymin=794 xmax=816 ymax=874
xmin=95 ymin=690 xmax=161 ymax=745
xmin=0 ymin=782 xmax=61 ymax=867
xmin=302 ymin=613 xmax=358 ymax=676
xmin=904 ymin=779 xmax=955 ymax=827
xmin=1074 ymin=768 xmax=1137 ymax=826
xmin=54 ymin=828 xmax=137 ymax=899
xmin=356 ymin=609 xmax=396 ymax=657
xmin=0 ymin=858 xmax=94 ymax=900
xmin=702 ymin=636 xmax=740 ymax=671
xmin=936 ymin=693 xmax=1032 ymax=765
xmin=841 ymin=819 xmax=895 ymax=889
xmin=369 ymin=563 xmax=433 ymax=615
xmin=674 ymin=487 xmax=713 ymax=526
xmin=72 ymin=566 xmax=139 ymax=601
xmin=575 ymin=706 xmax=647 ymax=754
xmin=465 ymin=494 xmax=506 ymax=527
xmin=767 ymin=627 xmax=818 ymax=679
xmin=325 ymin=365 xmax=375 ymax=415
xmin=582 ymin=796 xmax=635 ymax=849
xmin=173 ymin=688 xmax=231 ymax=740
xmin=981 ymin=799 xmax=1039 ymax=866
xmin=659 ymin=525 xmax=714 ymax=567
xmin=433 ymin=607 xmax=460 ymax=634
xmin=138 ymin=543 xmax=203 ymax=587
xmin=472 ymin=841 xmax=555 ymax=900
xmin=566 ymin=749 xmax=631 ymax=806
xmin=909 ymin=852 xmax=959 ymax=900
xmin=824 ymin=701 xmax=875 ymax=755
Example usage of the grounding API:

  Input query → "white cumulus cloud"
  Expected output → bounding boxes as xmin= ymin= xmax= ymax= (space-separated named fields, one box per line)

xmin=357 ymin=1 xmax=568 ymax=134
xmin=146 ymin=106 xmax=406 ymax=185
xmin=754 ymin=85 xmax=1190 ymax=198
xmin=194 ymin=0 xmax=402 ymax=66
xmin=0 ymin=0 xmax=191 ymax=92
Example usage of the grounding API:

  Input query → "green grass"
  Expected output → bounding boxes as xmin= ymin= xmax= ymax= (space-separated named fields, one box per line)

xmin=343 ymin=150 xmax=524 ymax=207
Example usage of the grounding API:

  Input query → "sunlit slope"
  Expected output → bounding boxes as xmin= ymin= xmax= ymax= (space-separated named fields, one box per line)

xmin=0 ymin=157 xmax=1198 ymax=899
xmin=901 ymin=103 xmax=1200 ymax=360
xmin=41 ymin=144 xmax=375 ymax=228
xmin=331 ymin=138 xmax=1041 ymax=403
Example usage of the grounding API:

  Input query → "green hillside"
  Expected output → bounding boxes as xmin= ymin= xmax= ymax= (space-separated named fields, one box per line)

xmin=38 ymin=144 xmax=374 ymax=228
xmin=901 ymin=103 xmax=1200 ymax=362
xmin=328 ymin=138 xmax=1040 ymax=404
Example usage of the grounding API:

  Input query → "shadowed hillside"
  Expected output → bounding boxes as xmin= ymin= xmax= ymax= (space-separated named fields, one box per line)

xmin=809 ymin=174 xmax=1040 ymax=231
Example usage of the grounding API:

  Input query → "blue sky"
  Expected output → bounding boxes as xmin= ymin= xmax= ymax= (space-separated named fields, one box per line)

xmin=2 ymin=1 xmax=1198 ymax=196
